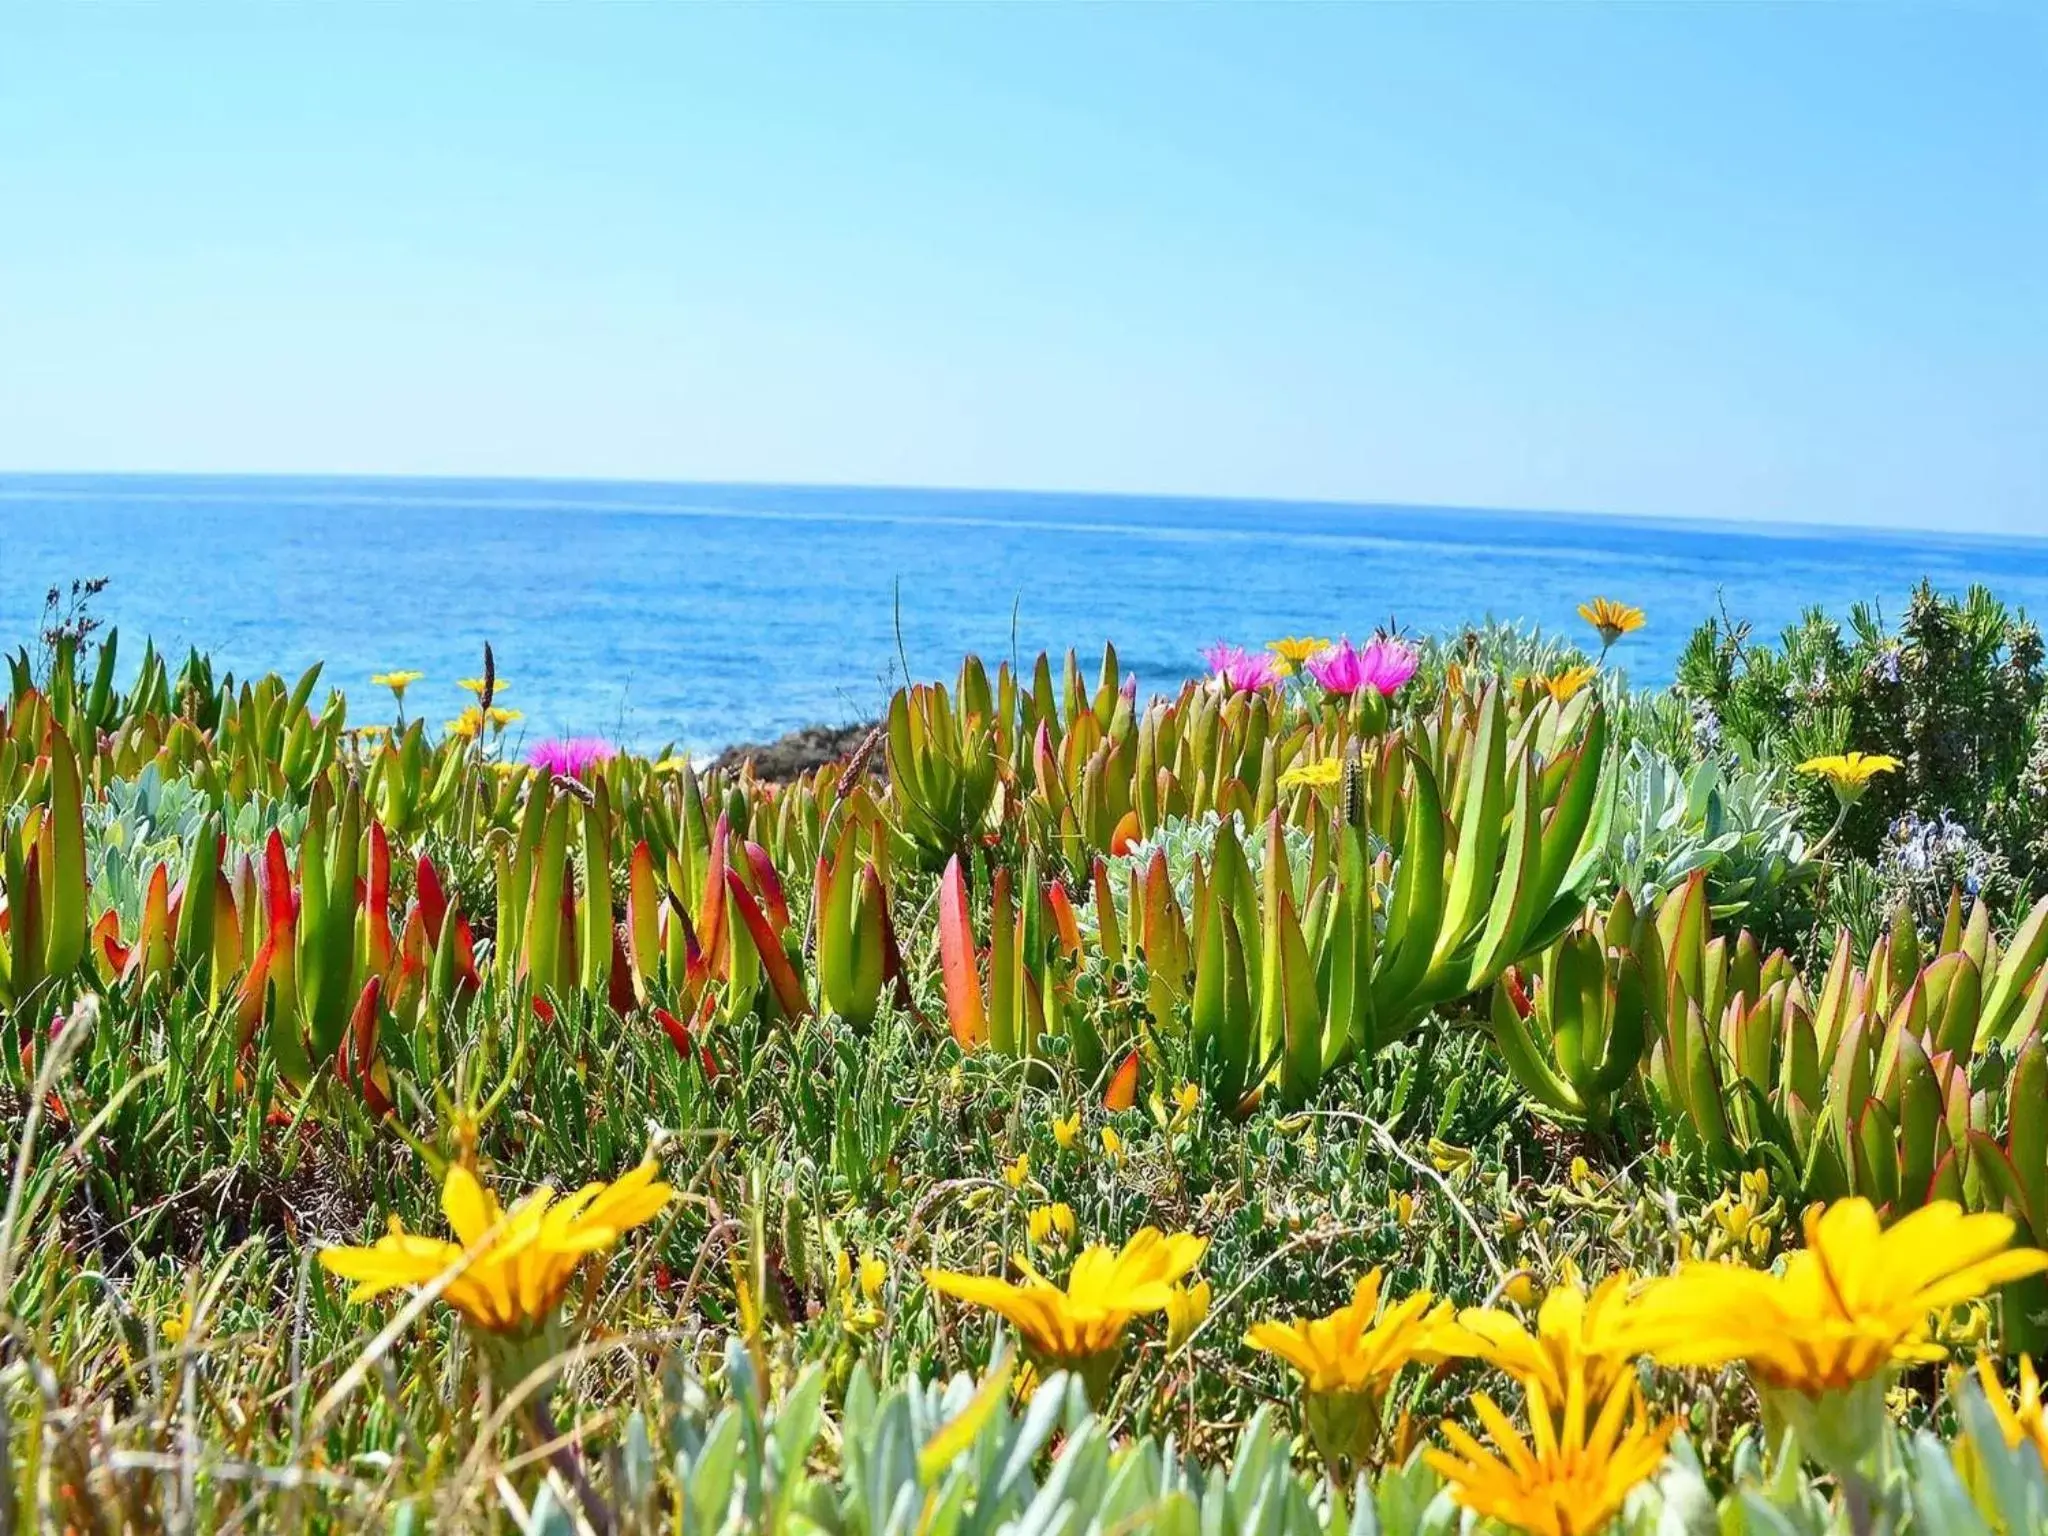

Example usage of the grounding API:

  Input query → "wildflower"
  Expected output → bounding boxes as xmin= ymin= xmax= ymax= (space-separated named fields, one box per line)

xmin=1976 ymin=1354 xmax=2048 ymax=1465
xmin=1701 ymin=1170 xmax=1779 ymax=1262
xmin=1501 ymin=1271 xmax=1539 ymax=1309
xmin=355 ymin=723 xmax=391 ymax=742
xmin=1029 ymin=1203 xmax=1076 ymax=1247
xmin=1568 ymin=1156 xmax=1593 ymax=1191
xmin=1428 ymin=1139 xmax=1473 ymax=1178
xmin=1797 ymin=751 xmax=1901 ymax=807
xmin=1577 ymin=598 xmax=1645 ymax=652
xmin=445 ymin=707 xmax=484 ymax=740
xmin=371 ymin=670 xmax=423 ymax=699
xmin=319 ymin=1161 xmax=673 ymax=1336
xmin=1544 ymin=665 xmax=1599 ymax=705
xmin=1942 ymin=1300 xmax=1991 ymax=1351
xmin=923 ymin=1227 xmax=1207 ymax=1400
xmin=1278 ymin=757 xmax=1343 ymax=790
xmin=1426 ymin=1372 xmax=1674 ymax=1536
xmin=837 ymin=1249 xmax=886 ymax=1332
xmin=1201 ymin=643 xmax=1283 ymax=694
xmin=487 ymin=707 xmax=523 ymax=731
xmin=1052 ymin=1110 xmax=1082 ymax=1151
xmin=1100 ymin=1127 xmax=1125 ymax=1166
xmin=1460 ymin=1265 xmax=1644 ymax=1410
xmin=1305 ymin=637 xmax=1419 ymax=699
xmin=1002 ymin=1153 xmax=1031 ymax=1190
xmin=528 ymin=737 xmax=617 ymax=779
xmin=457 ymin=676 xmax=502 ymax=697
xmin=1627 ymin=1198 xmax=2048 ymax=1473
xmin=1266 ymin=636 xmax=1332 ymax=675
xmin=1170 ymin=1081 xmax=1200 ymax=1129
xmin=1388 ymin=1189 xmax=1416 ymax=1229
xmin=1165 ymin=1279 xmax=1211 ymax=1351
xmin=859 ymin=1253 xmax=888 ymax=1302
xmin=1246 ymin=1270 xmax=1481 ymax=1468
xmin=1630 ymin=1199 xmax=2045 ymax=1392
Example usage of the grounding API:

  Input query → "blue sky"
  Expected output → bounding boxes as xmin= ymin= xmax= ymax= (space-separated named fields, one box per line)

xmin=1 ymin=4 xmax=2042 ymax=532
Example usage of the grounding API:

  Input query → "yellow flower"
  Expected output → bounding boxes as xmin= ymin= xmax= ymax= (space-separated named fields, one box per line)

xmin=653 ymin=756 xmax=694 ymax=775
xmin=1426 ymin=1373 xmax=1674 ymax=1536
xmin=923 ymin=1227 xmax=1207 ymax=1394
xmin=491 ymin=761 xmax=528 ymax=778
xmin=1577 ymin=598 xmax=1645 ymax=650
xmin=1028 ymin=1203 xmax=1076 ymax=1248
xmin=1501 ymin=1271 xmax=1538 ymax=1309
xmin=1544 ymin=665 xmax=1600 ymax=705
xmin=319 ymin=1161 xmax=672 ymax=1336
xmin=1278 ymin=757 xmax=1344 ymax=791
xmin=859 ymin=1252 xmax=888 ymax=1302
xmin=487 ymin=707 xmax=523 ymax=731
xmin=1002 ymin=1154 xmax=1031 ymax=1190
xmin=457 ymin=677 xmax=502 ymax=697
xmin=1797 ymin=751 xmax=1901 ymax=806
xmin=1052 ymin=1110 xmax=1082 ymax=1151
xmin=1626 ymin=1199 xmax=2048 ymax=1397
xmin=1388 ymin=1189 xmax=1416 ymax=1229
xmin=445 ymin=707 xmax=484 ymax=740
xmin=1460 ymin=1266 xmax=1644 ymax=1410
xmin=1428 ymin=1139 xmax=1473 ymax=1178
xmin=355 ymin=723 xmax=391 ymax=742
xmin=371 ymin=670 xmax=424 ymax=697
xmin=1266 ymin=636 xmax=1332 ymax=676
xmin=1247 ymin=1270 xmax=1481 ymax=1468
xmin=1246 ymin=1270 xmax=1480 ymax=1396
xmin=1165 ymin=1279 xmax=1211 ymax=1351
xmin=1170 ymin=1082 xmax=1201 ymax=1130
xmin=1977 ymin=1354 xmax=2048 ymax=1466
xmin=1100 ymin=1127 xmax=1125 ymax=1166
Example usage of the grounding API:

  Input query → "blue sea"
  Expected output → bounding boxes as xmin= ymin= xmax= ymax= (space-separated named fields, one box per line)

xmin=3 ymin=474 xmax=2045 ymax=755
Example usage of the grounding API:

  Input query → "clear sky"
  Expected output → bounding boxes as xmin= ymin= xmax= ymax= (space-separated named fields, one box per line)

xmin=1 ymin=4 xmax=2042 ymax=532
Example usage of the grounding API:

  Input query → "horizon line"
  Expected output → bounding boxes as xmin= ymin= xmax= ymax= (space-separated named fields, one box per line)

xmin=0 ymin=464 xmax=2040 ymax=549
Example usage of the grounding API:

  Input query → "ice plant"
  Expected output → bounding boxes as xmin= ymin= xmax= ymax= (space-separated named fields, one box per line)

xmin=528 ymin=736 xmax=616 ymax=779
xmin=1266 ymin=636 xmax=1332 ymax=675
xmin=1304 ymin=636 xmax=1419 ymax=698
xmin=923 ymin=1227 xmax=1206 ymax=1401
xmin=1201 ymin=642 xmax=1282 ymax=694
xmin=1627 ymin=1199 xmax=2048 ymax=1473
xmin=318 ymin=1160 xmax=673 ymax=1337
xmin=1578 ymin=598 xmax=1646 ymax=653
xmin=1246 ymin=1270 xmax=1481 ymax=1469
xmin=1425 ymin=1370 xmax=1675 ymax=1536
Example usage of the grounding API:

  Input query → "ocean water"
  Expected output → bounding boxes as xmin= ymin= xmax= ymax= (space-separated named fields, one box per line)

xmin=2 ymin=474 xmax=2045 ymax=755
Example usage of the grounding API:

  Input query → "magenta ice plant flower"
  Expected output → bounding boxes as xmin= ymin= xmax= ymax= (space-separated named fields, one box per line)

xmin=1305 ymin=637 xmax=1419 ymax=699
xmin=528 ymin=737 xmax=616 ymax=779
xmin=1201 ymin=643 xmax=1282 ymax=694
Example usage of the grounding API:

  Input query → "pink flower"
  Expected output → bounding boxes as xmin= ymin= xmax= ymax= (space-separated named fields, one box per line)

xmin=1201 ymin=643 xmax=1282 ymax=693
xmin=1305 ymin=637 xmax=1419 ymax=698
xmin=528 ymin=737 xmax=616 ymax=779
